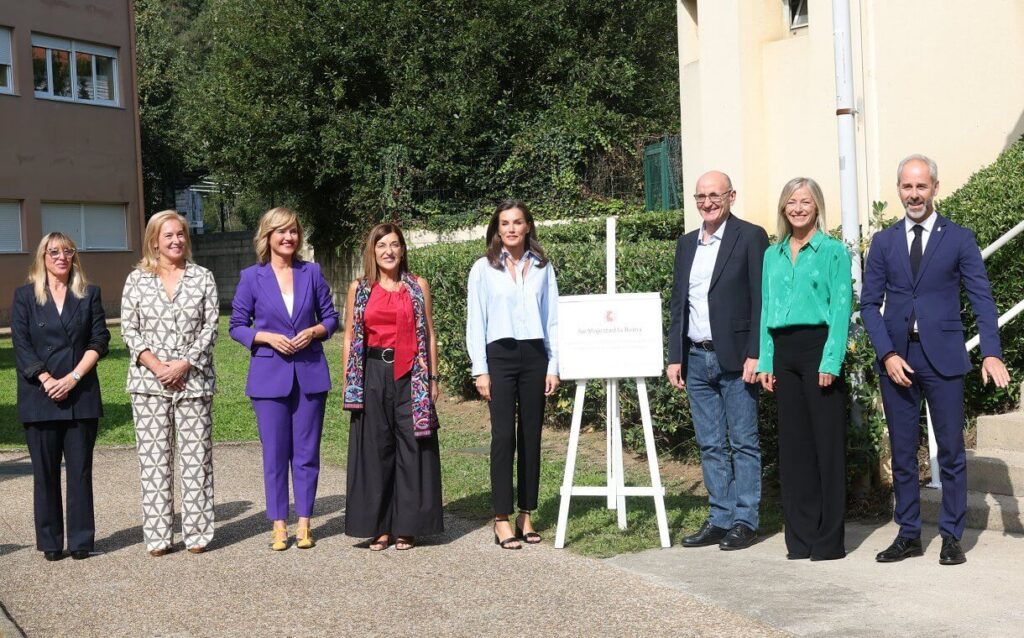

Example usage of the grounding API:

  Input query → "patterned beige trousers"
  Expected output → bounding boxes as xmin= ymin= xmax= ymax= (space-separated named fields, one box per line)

xmin=130 ymin=394 xmax=215 ymax=551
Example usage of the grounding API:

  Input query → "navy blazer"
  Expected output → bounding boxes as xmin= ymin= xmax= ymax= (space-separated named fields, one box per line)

xmin=229 ymin=260 xmax=340 ymax=398
xmin=861 ymin=213 xmax=1002 ymax=377
xmin=11 ymin=284 xmax=111 ymax=423
xmin=667 ymin=214 xmax=769 ymax=373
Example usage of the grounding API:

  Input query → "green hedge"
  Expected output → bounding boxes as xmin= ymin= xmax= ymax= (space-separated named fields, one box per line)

xmin=940 ymin=137 xmax=1024 ymax=418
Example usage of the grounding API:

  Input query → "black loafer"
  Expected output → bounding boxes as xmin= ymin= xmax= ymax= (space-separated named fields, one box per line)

xmin=681 ymin=521 xmax=729 ymax=547
xmin=70 ymin=550 xmax=90 ymax=560
xmin=43 ymin=550 xmax=63 ymax=562
xmin=875 ymin=535 xmax=923 ymax=562
xmin=939 ymin=536 xmax=966 ymax=565
xmin=719 ymin=523 xmax=757 ymax=551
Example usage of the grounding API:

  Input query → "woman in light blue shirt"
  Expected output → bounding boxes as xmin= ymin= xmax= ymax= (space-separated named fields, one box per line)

xmin=467 ymin=200 xmax=559 ymax=550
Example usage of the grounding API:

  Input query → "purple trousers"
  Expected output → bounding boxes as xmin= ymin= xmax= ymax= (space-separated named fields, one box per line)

xmin=252 ymin=384 xmax=327 ymax=520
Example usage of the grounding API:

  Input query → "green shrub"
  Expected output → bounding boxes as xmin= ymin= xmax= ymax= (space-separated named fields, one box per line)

xmin=939 ymin=137 xmax=1024 ymax=419
xmin=536 ymin=209 xmax=684 ymax=244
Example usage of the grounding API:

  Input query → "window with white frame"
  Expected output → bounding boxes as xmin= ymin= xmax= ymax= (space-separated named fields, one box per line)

xmin=0 ymin=201 xmax=23 ymax=252
xmin=0 ymin=27 xmax=13 ymax=94
xmin=32 ymin=34 xmax=118 ymax=105
xmin=41 ymin=203 xmax=127 ymax=250
xmin=788 ymin=0 xmax=808 ymax=30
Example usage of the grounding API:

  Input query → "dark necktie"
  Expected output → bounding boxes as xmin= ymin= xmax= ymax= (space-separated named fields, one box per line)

xmin=910 ymin=225 xmax=923 ymax=278
xmin=909 ymin=225 xmax=923 ymax=331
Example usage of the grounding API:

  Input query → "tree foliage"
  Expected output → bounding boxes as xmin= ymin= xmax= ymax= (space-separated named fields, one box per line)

xmin=165 ymin=0 xmax=679 ymax=250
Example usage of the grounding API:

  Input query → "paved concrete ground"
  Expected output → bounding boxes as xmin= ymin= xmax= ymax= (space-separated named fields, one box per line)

xmin=607 ymin=519 xmax=1024 ymax=637
xmin=0 ymin=444 xmax=780 ymax=637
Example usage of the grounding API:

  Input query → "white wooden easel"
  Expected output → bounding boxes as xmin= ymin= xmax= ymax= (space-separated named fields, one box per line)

xmin=553 ymin=218 xmax=671 ymax=549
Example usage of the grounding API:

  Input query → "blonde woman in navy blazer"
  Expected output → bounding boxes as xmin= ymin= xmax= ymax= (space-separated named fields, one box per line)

xmin=230 ymin=207 xmax=339 ymax=550
xmin=12 ymin=232 xmax=110 ymax=561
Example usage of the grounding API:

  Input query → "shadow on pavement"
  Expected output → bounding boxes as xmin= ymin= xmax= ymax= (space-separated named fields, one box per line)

xmin=0 ymin=544 xmax=30 ymax=557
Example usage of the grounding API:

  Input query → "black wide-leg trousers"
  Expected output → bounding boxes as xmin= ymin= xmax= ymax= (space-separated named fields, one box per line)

xmin=24 ymin=419 xmax=98 ymax=552
xmin=345 ymin=358 xmax=444 ymax=538
xmin=772 ymin=326 xmax=848 ymax=560
xmin=486 ymin=338 xmax=548 ymax=516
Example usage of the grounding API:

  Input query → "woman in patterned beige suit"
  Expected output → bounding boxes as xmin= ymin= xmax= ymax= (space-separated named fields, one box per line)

xmin=121 ymin=210 xmax=219 ymax=556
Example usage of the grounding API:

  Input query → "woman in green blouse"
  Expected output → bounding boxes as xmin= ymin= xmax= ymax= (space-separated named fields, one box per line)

xmin=756 ymin=177 xmax=852 ymax=561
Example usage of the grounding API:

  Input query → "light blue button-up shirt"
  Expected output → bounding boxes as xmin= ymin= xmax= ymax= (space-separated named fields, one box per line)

xmin=466 ymin=251 xmax=559 ymax=377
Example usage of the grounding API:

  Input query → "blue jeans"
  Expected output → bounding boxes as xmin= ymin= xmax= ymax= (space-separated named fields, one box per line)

xmin=686 ymin=348 xmax=761 ymax=530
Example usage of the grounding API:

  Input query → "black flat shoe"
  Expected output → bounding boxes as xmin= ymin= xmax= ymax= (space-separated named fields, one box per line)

xmin=719 ymin=524 xmax=757 ymax=551
xmin=43 ymin=550 xmax=63 ymax=562
xmin=786 ymin=552 xmax=810 ymax=560
xmin=682 ymin=521 xmax=729 ymax=547
xmin=70 ymin=550 xmax=90 ymax=560
xmin=875 ymin=535 xmax=923 ymax=563
xmin=939 ymin=536 xmax=966 ymax=565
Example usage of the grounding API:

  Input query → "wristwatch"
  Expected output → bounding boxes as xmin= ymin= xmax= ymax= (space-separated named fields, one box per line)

xmin=71 ymin=371 xmax=81 ymax=382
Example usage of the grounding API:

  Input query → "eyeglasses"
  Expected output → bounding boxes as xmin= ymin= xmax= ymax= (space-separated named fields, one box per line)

xmin=46 ymin=248 xmax=76 ymax=259
xmin=693 ymin=190 xmax=733 ymax=205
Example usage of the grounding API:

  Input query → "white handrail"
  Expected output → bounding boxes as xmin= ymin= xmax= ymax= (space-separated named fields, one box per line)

xmin=981 ymin=219 xmax=1024 ymax=260
xmin=925 ymin=218 xmax=1024 ymax=488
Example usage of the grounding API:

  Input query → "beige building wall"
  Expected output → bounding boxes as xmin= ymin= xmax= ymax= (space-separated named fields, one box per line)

xmin=678 ymin=0 xmax=1024 ymax=235
xmin=0 ymin=1 xmax=143 ymax=324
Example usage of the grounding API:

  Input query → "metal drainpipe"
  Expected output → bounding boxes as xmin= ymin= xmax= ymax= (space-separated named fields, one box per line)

xmin=832 ymin=0 xmax=863 ymax=294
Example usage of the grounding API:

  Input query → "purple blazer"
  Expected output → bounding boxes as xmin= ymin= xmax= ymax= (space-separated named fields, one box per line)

xmin=229 ymin=260 xmax=340 ymax=398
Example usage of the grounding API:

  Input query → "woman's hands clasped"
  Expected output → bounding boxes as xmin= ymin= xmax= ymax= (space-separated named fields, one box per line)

xmin=40 ymin=373 xmax=77 ymax=402
xmin=262 ymin=328 xmax=318 ymax=356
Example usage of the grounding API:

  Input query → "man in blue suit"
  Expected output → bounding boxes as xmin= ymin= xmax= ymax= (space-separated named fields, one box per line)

xmin=862 ymin=154 xmax=1010 ymax=565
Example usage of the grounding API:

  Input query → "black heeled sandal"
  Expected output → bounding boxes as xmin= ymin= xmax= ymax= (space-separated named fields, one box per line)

xmin=515 ymin=511 xmax=542 ymax=544
xmin=493 ymin=519 xmax=521 ymax=550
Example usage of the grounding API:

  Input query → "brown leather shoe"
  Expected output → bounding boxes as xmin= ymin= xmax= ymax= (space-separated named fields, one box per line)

xmin=149 ymin=547 xmax=172 ymax=557
xmin=187 ymin=546 xmax=206 ymax=554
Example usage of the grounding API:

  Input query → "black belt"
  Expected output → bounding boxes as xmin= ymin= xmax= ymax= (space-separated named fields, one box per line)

xmin=908 ymin=332 xmax=921 ymax=342
xmin=691 ymin=340 xmax=714 ymax=351
xmin=367 ymin=347 xmax=396 ymax=363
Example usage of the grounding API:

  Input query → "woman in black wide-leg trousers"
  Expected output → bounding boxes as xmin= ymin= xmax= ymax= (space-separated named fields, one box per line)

xmin=772 ymin=326 xmax=848 ymax=559
xmin=346 ymin=356 xmax=444 ymax=539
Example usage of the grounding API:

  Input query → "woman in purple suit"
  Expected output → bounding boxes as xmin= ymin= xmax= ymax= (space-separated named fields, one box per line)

xmin=229 ymin=207 xmax=339 ymax=550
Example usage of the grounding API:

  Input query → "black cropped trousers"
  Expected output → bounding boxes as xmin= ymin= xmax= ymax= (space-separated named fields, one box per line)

xmin=486 ymin=338 xmax=548 ymax=516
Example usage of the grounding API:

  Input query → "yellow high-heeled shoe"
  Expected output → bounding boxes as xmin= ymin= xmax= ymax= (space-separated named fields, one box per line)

xmin=295 ymin=526 xmax=315 ymax=550
xmin=270 ymin=527 xmax=289 ymax=551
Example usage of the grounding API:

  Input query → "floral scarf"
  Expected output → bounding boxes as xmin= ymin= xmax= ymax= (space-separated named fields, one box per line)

xmin=343 ymin=271 xmax=438 ymax=438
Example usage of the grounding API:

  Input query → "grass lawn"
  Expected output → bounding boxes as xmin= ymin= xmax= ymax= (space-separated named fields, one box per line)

xmin=0 ymin=317 xmax=782 ymax=557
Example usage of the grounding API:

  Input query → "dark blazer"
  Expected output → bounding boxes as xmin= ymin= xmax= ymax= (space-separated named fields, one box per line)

xmin=861 ymin=213 xmax=1001 ymax=377
xmin=667 ymin=214 xmax=769 ymax=373
xmin=229 ymin=260 xmax=340 ymax=398
xmin=11 ymin=284 xmax=111 ymax=423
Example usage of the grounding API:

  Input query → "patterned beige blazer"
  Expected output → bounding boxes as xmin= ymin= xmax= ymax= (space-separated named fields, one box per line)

xmin=121 ymin=262 xmax=218 ymax=397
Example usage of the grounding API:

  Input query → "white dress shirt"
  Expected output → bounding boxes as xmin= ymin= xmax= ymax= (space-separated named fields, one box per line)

xmin=466 ymin=251 xmax=559 ymax=377
xmin=905 ymin=212 xmax=938 ymax=331
xmin=687 ymin=218 xmax=727 ymax=342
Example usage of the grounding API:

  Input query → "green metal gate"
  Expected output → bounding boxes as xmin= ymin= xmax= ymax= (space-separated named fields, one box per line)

xmin=643 ymin=136 xmax=682 ymax=211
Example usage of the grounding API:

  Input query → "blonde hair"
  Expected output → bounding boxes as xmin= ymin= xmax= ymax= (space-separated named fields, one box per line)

xmin=361 ymin=223 xmax=409 ymax=284
xmin=138 ymin=210 xmax=192 ymax=273
xmin=776 ymin=177 xmax=828 ymax=239
xmin=254 ymin=207 xmax=303 ymax=264
xmin=28 ymin=233 xmax=89 ymax=305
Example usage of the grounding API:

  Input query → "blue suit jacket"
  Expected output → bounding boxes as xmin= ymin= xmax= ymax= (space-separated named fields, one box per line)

xmin=229 ymin=260 xmax=339 ymax=398
xmin=861 ymin=213 xmax=1001 ymax=377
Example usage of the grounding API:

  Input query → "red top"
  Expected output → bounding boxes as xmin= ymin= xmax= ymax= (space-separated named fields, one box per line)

xmin=365 ymin=283 xmax=416 ymax=379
